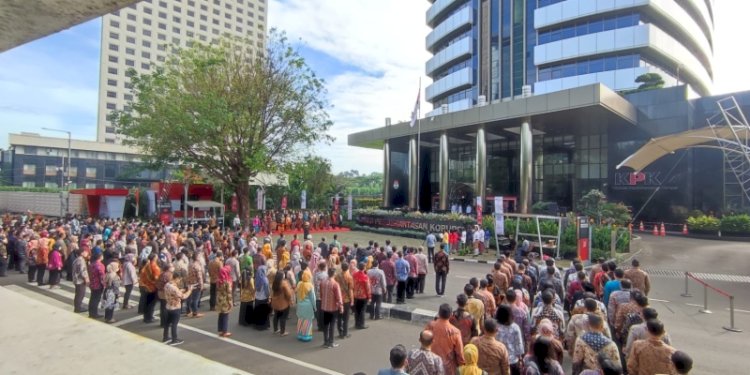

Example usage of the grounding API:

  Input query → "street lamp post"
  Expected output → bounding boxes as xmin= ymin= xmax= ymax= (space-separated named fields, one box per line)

xmin=42 ymin=128 xmax=71 ymax=217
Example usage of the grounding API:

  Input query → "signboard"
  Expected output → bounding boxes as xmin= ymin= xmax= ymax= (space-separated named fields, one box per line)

xmin=301 ymin=190 xmax=307 ymax=210
xmin=494 ymin=196 xmax=504 ymax=236
xmin=256 ymin=188 xmax=263 ymax=210
xmin=347 ymin=194 xmax=353 ymax=220
xmin=281 ymin=195 xmax=288 ymax=209
xmin=577 ymin=217 xmax=590 ymax=264
xmin=476 ymin=196 xmax=483 ymax=224
xmin=356 ymin=214 xmax=470 ymax=233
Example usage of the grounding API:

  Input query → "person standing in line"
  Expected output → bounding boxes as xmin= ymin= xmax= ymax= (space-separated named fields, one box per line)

xmin=623 ymin=259 xmax=650 ymax=296
xmin=380 ymin=251 xmax=396 ymax=303
xmin=0 ymin=232 xmax=7 ymax=277
xmin=470 ymin=318 xmax=510 ymax=375
xmin=572 ymin=314 xmax=620 ymax=374
xmin=295 ymin=269 xmax=316 ymax=342
xmin=163 ymin=273 xmax=194 ymax=346
xmin=270 ymin=270 xmax=294 ymax=336
xmin=156 ymin=264 xmax=174 ymax=328
xmin=425 ymin=303 xmax=466 ymax=375
xmin=26 ymin=234 xmax=38 ymax=283
xmin=121 ymin=253 xmax=137 ymax=309
xmin=225 ymin=250 xmax=241 ymax=306
xmin=216 ymin=265 xmax=233 ymax=337
xmin=102 ymin=262 xmax=121 ymax=324
xmin=320 ymin=267 xmax=344 ymax=349
xmin=313 ymin=260 xmax=328 ymax=331
xmin=352 ymin=262 xmax=371 ymax=330
xmin=72 ymin=249 xmax=89 ymax=313
xmin=627 ymin=320 xmax=677 ymax=375
xmin=36 ymin=231 xmax=50 ymax=286
xmin=15 ymin=233 xmax=28 ymax=274
xmin=377 ymin=345 xmax=409 ymax=375
xmin=425 ymin=232 xmax=436 ymax=264
xmin=367 ymin=260 xmax=387 ymax=320
xmin=434 ymin=245 xmax=449 ymax=296
xmin=335 ymin=261 xmax=354 ymax=338
xmin=185 ymin=251 xmax=205 ymax=317
xmin=47 ymin=244 xmax=63 ymax=289
xmin=395 ymin=251 xmax=410 ymax=304
xmin=406 ymin=330 xmax=444 ymax=375
xmin=252 ymin=265 xmax=271 ymax=330
xmin=405 ymin=248 xmax=418 ymax=299
xmin=87 ymin=252 xmax=106 ymax=319
xmin=415 ymin=247 xmax=428 ymax=294
xmin=208 ymin=251 xmax=224 ymax=311
xmin=140 ymin=253 xmax=161 ymax=323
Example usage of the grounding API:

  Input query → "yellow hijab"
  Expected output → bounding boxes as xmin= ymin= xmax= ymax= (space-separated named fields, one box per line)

xmin=458 ymin=344 xmax=484 ymax=375
xmin=296 ymin=269 xmax=314 ymax=300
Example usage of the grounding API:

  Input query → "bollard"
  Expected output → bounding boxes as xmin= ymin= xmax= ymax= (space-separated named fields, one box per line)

xmin=681 ymin=272 xmax=692 ymax=297
xmin=699 ymin=284 xmax=712 ymax=314
xmin=723 ymin=296 xmax=743 ymax=333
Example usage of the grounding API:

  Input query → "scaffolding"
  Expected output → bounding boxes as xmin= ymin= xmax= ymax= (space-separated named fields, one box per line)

xmin=707 ymin=97 xmax=750 ymax=210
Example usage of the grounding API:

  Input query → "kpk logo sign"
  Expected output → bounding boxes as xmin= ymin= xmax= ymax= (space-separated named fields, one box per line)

xmin=613 ymin=171 xmax=678 ymax=190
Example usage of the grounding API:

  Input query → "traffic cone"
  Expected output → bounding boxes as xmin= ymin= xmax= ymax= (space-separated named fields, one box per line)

xmin=682 ymin=224 xmax=688 ymax=235
xmin=653 ymin=225 xmax=658 ymax=236
xmin=639 ymin=221 xmax=644 ymax=232
xmin=660 ymin=222 xmax=666 ymax=236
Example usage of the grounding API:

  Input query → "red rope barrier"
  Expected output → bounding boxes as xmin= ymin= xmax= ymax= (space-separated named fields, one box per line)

xmin=686 ymin=272 xmax=733 ymax=298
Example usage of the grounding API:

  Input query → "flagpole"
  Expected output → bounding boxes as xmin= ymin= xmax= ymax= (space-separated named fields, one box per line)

xmin=417 ymin=77 xmax=421 ymax=212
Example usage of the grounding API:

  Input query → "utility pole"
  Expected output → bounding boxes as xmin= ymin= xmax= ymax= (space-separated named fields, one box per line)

xmin=43 ymin=128 xmax=71 ymax=217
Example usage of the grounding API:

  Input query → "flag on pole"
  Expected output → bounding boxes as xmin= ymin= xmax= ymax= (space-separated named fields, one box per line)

xmin=410 ymin=79 xmax=421 ymax=128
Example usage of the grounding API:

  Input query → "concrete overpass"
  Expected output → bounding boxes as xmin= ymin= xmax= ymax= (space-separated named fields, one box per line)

xmin=0 ymin=0 xmax=139 ymax=52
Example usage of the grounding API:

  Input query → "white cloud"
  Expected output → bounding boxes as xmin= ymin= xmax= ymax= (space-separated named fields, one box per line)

xmin=269 ymin=0 xmax=431 ymax=174
xmin=712 ymin=3 xmax=750 ymax=95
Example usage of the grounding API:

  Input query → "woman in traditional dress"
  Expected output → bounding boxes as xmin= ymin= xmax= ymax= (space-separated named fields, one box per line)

xmin=216 ymin=265 xmax=233 ymax=337
xmin=251 ymin=265 xmax=271 ymax=330
xmin=238 ymin=265 xmax=255 ymax=326
xmin=295 ymin=269 xmax=316 ymax=342
xmin=103 ymin=262 xmax=121 ymax=324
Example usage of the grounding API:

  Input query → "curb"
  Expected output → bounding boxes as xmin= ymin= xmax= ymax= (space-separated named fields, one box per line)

xmin=377 ymin=302 xmax=437 ymax=326
xmin=449 ymin=257 xmax=494 ymax=264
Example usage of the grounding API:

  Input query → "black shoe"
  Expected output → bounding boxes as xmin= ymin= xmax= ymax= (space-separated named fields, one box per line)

xmin=169 ymin=339 xmax=184 ymax=346
xmin=144 ymin=319 xmax=156 ymax=324
xmin=356 ymin=325 xmax=369 ymax=330
xmin=163 ymin=338 xmax=172 ymax=343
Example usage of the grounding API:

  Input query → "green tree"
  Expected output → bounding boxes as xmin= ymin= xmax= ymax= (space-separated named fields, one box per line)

xmin=109 ymin=31 xmax=333 ymax=224
xmin=579 ymin=189 xmax=607 ymax=224
xmin=635 ymin=73 xmax=664 ymax=91
xmin=283 ymin=156 xmax=334 ymax=209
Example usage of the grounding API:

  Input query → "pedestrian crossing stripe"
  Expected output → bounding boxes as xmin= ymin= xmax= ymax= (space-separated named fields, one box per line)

xmin=637 ymin=268 xmax=750 ymax=284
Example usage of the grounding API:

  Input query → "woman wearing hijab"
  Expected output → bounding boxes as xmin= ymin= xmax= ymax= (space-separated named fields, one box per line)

xmin=534 ymin=319 xmax=565 ymax=363
xmin=252 ymin=265 xmax=271 ymax=330
xmin=103 ymin=262 xmax=121 ymax=324
xmin=122 ymin=253 xmax=137 ymax=309
xmin=458 ymin=343 xmax=488 ymax=375
xmin=47 ymin=244 xmax=63 ymax=289
xmin=523 ymin=337 xmax=565 ymax=375
xmin=239 ymin=263 xmax=255 ymax=326
xmin=270 ymin=271 xmax=294 ymax=336
xmin=216 ymin=265 xmax=233 ymax=337
xmin=295 ymin=269 xmax=316 ymax=342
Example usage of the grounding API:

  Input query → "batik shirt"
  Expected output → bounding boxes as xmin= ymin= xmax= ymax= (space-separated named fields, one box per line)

xmin=406 ymin=348 xmax=444 ymax=375
xmin=627 ymin=338 xmax=676 ymax=375
xmin=573 ymin=332 xmax=621 ymax=372
xmin=531 ymin=304 xmax=565 ymax=338
xmin=470 ymin=335 xmax=510 ymax=375
xmin=496 ymin=323 xmax=524 ymax=365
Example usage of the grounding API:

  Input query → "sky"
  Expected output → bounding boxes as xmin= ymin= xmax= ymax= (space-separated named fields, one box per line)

xmin=0 ymin=1 xmax=748 ymax=175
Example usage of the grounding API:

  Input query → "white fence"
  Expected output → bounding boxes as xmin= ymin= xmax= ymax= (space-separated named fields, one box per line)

xmin=0 ymin=191 xmax=83 ymax=217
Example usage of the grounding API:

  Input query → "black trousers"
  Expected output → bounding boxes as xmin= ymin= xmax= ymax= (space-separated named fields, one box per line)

xmin=27 ymin=264 xmax=36 ymax=282
xmin=15 ymin=251 xmax=25 ymax=273
xmin=0 ymin=256 xmax=7 ymax=277
xmin=316 ymin=299 xmax=323 ymax=331
xmin=144 ymin=291 xmax=157 ymax=322
xmin=323 ymin=311 xmax=337 ymax=346
xmin=36 ymin=264 xmax=46 ymax=285
xmin=396 ymin=280 xmax=406 ymax=302
xmin=105 ymin=307 xmax=115 ymax=321
xmin=427 ymin=247 xmax=435 ymax=263
xmin=435 ymin=271 xmax=447 ymax=296
xmin=406 ymin=277 xmax=417 ymax=298
xmin=385 ymin=285 xmax=394 ymax=303
xmin=137 ymin=286 xmax=147 ymax=314
xmin=49 ymin=269 xmax=60 ymax=286
xmin=89 ymin=288 xmax=103 ymax=318
xmin=159 ymin=298 xmax=167 ymax=327
xmin=337 ymin=303 xmax=351 ymax=336
xmin=164 ymin=309 xmax=181 ymax=341
xmin=417 ymin=274 xmax=426 ymax=294
xmin=354 ymin=298 xmax=367 ymax=328
xmin=123 ymin=284 xmax=134 ymax=307
xmin=74 ymin=283 xmax=87 ymax=312
xmin=218 ymin=312 xmax=229 ymax=333
xmin=273 ymin=307 xmax=290 ymax=333
xmin=369 ymin=294 xmax=382 ymax=319
xmin=209 ymin=283 xmax=217 ymax=310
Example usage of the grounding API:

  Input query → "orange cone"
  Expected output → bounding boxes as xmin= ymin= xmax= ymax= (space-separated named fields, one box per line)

xmin=682 ymin=224 xmax=688 ymax=235
xmin=639 ymin=221 xmax=644 ymax=232
xmin=653 ymin=225 xmax=659 ymax=236
xmin=660 ymin=222 xmax=666 ymax=236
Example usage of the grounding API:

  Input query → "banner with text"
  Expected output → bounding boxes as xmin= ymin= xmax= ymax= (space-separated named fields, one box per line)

xmin=494 ymin=196 xmax=504 ymax=237
xmin=301 ymin=190 xmax=307 ymax=210
xmin=347 ymin=194 xmax=353 ymax=220
xmin=356 ymin=214 xmax=470 ymax=233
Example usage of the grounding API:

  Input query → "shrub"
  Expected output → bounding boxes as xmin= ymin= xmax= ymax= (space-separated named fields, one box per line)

xmin=719 ymin=214 xmax=750 ymax=235
xmin=686 ymin=215 xmax=720 ymax=233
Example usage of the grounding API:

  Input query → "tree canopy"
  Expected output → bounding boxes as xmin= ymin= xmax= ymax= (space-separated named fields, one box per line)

xmin=109 ymin=30 xmax=333 ymax=223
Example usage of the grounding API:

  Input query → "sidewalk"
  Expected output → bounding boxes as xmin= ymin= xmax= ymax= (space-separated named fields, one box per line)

xmin=0 ymin=286 xmax=252 ymax=375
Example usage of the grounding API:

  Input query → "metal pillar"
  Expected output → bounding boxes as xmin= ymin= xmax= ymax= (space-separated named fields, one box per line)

xmin=408 ymin=136 xmax=418 ymax=210
xmin=383 ymin=140 xmax=391 ymax=207
xmin=519 ymin=119 xmax=533 ymax=213
xmin=439 ymin=132 xmax=449 ymax=210
xmin=476 ymin=127 xmax=487 ymax=205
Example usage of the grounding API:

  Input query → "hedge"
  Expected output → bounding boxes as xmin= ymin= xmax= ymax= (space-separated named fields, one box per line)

xmin=719 ymin=214 xmax=750 ymax=235
xmin=687 ymin=215 xmax=720 ymax=233
xmin=0 ymin=185 xmax=62 ymax=193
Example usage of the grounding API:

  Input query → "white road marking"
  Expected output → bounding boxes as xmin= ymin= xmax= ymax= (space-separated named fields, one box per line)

xmin=178 ymin=324 xmax=345 ymax=375
xmin=650 ymin=298 xmax=671 ymax=303
xmin=727 ymin=308 xmax=750 ymax=314
xmin=685 ymin=303 xmax=704 ymax=308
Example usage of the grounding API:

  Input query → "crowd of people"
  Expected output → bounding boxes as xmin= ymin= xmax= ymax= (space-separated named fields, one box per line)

xmin=0 ymin=212 xmax=694 ymax=374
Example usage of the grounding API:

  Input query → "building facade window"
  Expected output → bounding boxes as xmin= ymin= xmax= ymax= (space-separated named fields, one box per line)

xmin=107 ymin=91 xmax=117 ymax=98
xmin=23 ymin=164 xmax=36 ymax=175
xmin=45 ymin=165 xmax=59 ymax=176
xmin=86 ymin=167 xmax=97 ymax=178
xmin=126 ymin=25 xmax=136 ymax=32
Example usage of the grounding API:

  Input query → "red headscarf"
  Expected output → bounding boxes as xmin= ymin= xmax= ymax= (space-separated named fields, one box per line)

xmin=218 ymin=265 xmax=232 ymax=287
